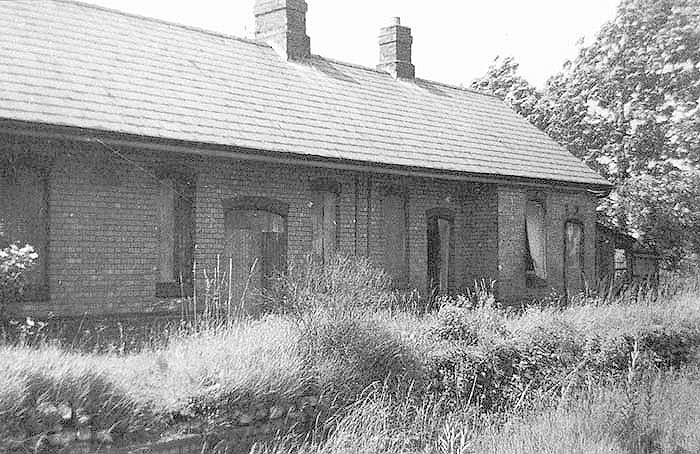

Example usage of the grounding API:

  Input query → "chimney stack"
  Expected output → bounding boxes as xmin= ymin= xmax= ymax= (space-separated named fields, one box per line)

xmin=377 ymin=17 xmax=415 ymax=79
xmin=254 ymin=0 xmax=311 ymax=60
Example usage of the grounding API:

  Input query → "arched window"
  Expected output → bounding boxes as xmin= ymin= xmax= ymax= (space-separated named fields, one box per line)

xmin=525 ymin=199 xmax=547 ymax=288
xmin=427 ymin=208 xmax=454 ymax=295
xmin=223 ymin=197 xmax=288 ymax=304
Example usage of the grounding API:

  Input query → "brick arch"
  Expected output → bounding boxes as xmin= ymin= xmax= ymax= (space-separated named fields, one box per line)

xmin=221 ymin=196 xmax=289 ymax=313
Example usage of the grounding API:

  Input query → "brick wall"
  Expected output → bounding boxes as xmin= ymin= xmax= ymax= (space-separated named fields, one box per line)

xmin=497 ymin=185 xmax=598 ymax=303
xmin=3 ymin=136 xmax=599 ymax=316
xmin=404 ymin=176 xmax=468 ymax=292
xmin=462 ymin=184 xmax=499 ymax=289
xmin=39 ymin=145 xmax=161 ymax=315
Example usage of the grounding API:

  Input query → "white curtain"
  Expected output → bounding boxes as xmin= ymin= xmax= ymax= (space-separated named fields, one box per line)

xmin=526 ymin=201 xmax=546 ymax=279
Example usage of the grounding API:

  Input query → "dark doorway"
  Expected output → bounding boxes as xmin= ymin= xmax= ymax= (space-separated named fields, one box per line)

xmin=427 ymin=209 xmax=452 ymax=295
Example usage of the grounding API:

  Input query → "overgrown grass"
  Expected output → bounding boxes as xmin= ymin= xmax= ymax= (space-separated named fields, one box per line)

xmin=2 ymin=256 xmax=700 ymax=453
xmin=262 ymin=255 xmax=396 ymax=314
xmin=257 ymin=365 xmax=700 ymax=454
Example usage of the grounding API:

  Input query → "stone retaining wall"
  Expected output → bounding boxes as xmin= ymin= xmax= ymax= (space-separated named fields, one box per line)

xmin=24 ymin=395 xmax=320 ymax=454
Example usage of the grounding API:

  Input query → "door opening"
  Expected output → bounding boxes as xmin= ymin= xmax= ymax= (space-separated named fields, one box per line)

xmin=427 ymin=210 xmax=452 ymax=295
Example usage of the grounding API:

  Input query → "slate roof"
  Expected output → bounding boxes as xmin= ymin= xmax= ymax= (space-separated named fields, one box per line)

xmin=0 ymin=0 xmax=609 ymax=187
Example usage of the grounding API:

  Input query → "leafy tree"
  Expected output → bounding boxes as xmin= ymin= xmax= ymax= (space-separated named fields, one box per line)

xmin=618 ymin=171 xmax=700 ymax=269
xmin=473 ymin=0 xmax=700 ymax=266
xmin=470 ymin=57 xmax=543 ymax=124
xmin=543 ymin=0 xmax=700 ymax=179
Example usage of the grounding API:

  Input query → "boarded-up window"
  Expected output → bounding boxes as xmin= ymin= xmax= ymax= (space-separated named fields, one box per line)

xmin=525 ymin=200 xmax=547 ymax=285
xmin=565 ymin=221 xmax=584 ymax=298
xmin=614 ymin=248 xmax=628 ymax=281
xmin=427 ymin=209 xmax=453 ymax=295
xmin=0 ymin=166 xmax=48 ymax=300
xmin=223 ymin=199 xmax=287 ymax=310
xmin=156 ymin=176 xmax=194 ymax=298
xmin=159 ymin=181 xmax=176 ymax=283
xmin=382 ymin=194 xmax=408 ymax=288
xmin=614 ymin=249 xmax=627 ymax=271
xmin=311 ymin=192 xmax=337 ymax=264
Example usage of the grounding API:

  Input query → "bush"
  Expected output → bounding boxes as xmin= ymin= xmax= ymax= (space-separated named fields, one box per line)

xmin=263 ymin=255 xmax=393 ymax=314
xmin=510 ymin=314 xmax=584 ymax=394
xmin=0 ymin=243 xmax=37 ymax=317
xmin=430 ymin=300 xmax=508 ymax=345
xmin=424 ymin=293 xmax=700 ymax=412
xmin=297 ymin=308 xmax=425 ymax=415
xmin=425 ymin=341 xmax=524 ymax=410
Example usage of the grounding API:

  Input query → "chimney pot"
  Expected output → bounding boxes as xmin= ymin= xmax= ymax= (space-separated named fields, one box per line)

xmin=377 ymin=17 xmax=415 ymax=79
xmin=254 ymin=0 xmax=311 ymax=61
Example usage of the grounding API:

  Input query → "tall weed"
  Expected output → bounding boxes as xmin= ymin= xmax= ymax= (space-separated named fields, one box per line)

xmin=263 ymin=255 xmax=393 ymax=314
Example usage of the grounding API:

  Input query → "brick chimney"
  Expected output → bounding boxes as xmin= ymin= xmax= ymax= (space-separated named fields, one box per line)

xmin=254 ymin=0 xmax=311 ymax=60
xmin=377 ymin=17 xmax=415 ymax=79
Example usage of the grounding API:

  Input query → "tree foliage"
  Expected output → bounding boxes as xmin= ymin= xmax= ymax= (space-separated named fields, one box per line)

xmin=472 ymin=0 xmax=700 ymax=267
xmin=470 ymin=57 xmax=543 ymax=123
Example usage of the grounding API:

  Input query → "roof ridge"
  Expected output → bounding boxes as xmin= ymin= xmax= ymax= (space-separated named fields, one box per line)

xmin=52 ymin=0 xmax=270 ymax=48
xmin=415 ymin=77 xmax=500 ymax=99
xmin=55 ymin=0 xmax=500 ymax=101
xmin=310 ymin=55 xmax=500 ymax=100
xmin=309 ymin=55 xmax=387 ymax=75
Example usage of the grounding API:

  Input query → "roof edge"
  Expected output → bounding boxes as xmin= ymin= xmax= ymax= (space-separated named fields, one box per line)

xmin=0 ymin=119 xmax=614 ymax=193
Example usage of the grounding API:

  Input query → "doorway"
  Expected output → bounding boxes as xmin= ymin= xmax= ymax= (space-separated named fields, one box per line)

xmin=564 ymin=221 xmax=584 ymax=299
xmin=427 ymin=209 xmax=452 ymax=295
xmin=223 ymin=198 xmax=288 ymax=312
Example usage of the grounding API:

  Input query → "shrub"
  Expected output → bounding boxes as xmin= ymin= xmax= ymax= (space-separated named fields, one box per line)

xmin=510 ymin=314 xmax=585 ymax=394
xmin=0 ymin=243 xmax=37 ymax=317
xmin=297 ymin=308 xmax=425 ymax=415
xmin=430 ymin=303 xmax=508 ymax=345
xmin=263 ymin=255 xmax=393 ymax=314
xmin=429 ymin=281 xmax=507 ymax=345
xmin=431 ymin=305 xmax=481 ymax=344
xmin=425 ymin=341 xmax=524 ymax=411
xmin=425 ymin=292 xmax=700 ymax=412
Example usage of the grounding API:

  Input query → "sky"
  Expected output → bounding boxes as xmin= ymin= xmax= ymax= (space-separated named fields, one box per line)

xmin=84 ymin=0 xmax=620 ymax=88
